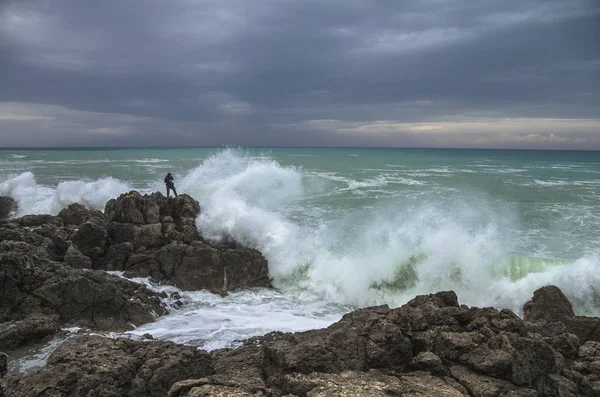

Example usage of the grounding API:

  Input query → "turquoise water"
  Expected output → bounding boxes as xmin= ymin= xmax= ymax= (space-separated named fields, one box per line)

xmin=2 ymin=147 xmax=597 ymax=257
xmin=2 ymin=147 xmax=600 ymax=350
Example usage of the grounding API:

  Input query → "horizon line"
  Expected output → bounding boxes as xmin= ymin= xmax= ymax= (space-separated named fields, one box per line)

xmin=0 ymin=145 xmax=599 ymax=152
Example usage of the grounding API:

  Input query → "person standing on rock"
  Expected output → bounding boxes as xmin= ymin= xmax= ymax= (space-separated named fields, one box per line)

xmin=164 ymin=173 xmax=178 ymax=197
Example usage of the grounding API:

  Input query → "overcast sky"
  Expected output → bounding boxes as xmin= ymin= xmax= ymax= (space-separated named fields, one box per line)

xmin=0 ymin=0 xmax=599 ymax=149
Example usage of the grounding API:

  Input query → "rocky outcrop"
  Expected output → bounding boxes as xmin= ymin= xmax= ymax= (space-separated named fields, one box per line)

xmin=1 ymin=192 xmax=271 ymax=293
xmin=0 ymin=237 xmax=166 ymax=348
xmin=87 ymin=191 xmax=270 ymax=293
xmin=104 ymin=191 xmax=200 ymax=243
xmin=523 ymin=285 xmax=575 ymax=324
xmin=523 ymin=285 xmax=600 ymax=346
xmin=0 ymin=191 xmax=271 ymax=348
xmin=6 ymin=286 xmax=600 ymax=397
xmin=0 ymin=197 xmax=16 ymax=221
xmin=0 ymin=316 xmax=61 ymax=350
xmin=8 ymin=336 xmax=213 ymax=397
xmin=57 ymin=202 xmax=104 ymax=226
xmin=0 ymin=234 xmax=165 ymax=348
xmin=0 ymin=213 xmax=71 ymax=262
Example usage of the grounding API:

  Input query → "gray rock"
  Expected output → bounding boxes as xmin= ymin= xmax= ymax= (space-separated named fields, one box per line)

xmin=99 ymin=191 xmax=271 ymax=292
xmin=0 ymin=352 xmax=7 ymax=377
xmin=523 ymin=285 xmax=575 ymax=324
xmin=57 ymin=203 xmax=105 ymax=226
xmin=564 ymin=316 xmax=600 ymax=345
xmin=0 ymin=316 xmax=61 ymax=349
xmin=105 ymin=190 xmax=147 ymax=224
xmin=17 ymin=214 xmax=60 ymax=227
xmin=104 ymin=242 xmax=134 ymax=270
xmin=283 ymin=370 xmax=465 ymax=397
xmin=1 ymin=239 xmax=166 ymax=336
xmin=7 ymin=287 xmax=600 ymax=397
xmin=133 ymin=223 xmax=164 ymax=250
xmin=71 ymin=220 xmax=108 ymax=265
xmin=11 ymin=335 xmax=214 ymax=397
xmin=0 ymin=197 xmax=17 ymax=221
xmin=510 ymin=337 xmax=559 ymax=387
xmin=63 ymin=245 xmax=92 ymax=269
xmin=0 ymin=353 xmax=5 ymax=397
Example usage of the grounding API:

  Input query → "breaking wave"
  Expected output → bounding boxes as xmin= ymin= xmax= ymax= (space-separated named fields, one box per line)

xmin=2 ymin=149 xmax=599 ymax=317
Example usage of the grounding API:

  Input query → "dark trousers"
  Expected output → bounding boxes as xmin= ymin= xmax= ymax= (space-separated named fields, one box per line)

xmin=166 ymin=184 xmax=177 ymax=197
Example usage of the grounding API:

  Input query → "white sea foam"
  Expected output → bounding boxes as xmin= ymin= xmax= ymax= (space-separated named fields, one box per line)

xmin=423 ymin=167 xmax=454 ymax=173
xmin=482 ymin=168 xmax=526 ymax=174
xmin=3 ymin=148 xmax=600 ymax=326
xmin=167 ymin=149 xmax=600 ymax=317
xmin=124 ymin=158 xmax=170 ymax=163
xmin=0 ymin=171 xmax=131 ymax=215
xmin=127 ymin=288 xmax=346 ymax=350
xmin=533 ymin=179 xmax=571 ymax=187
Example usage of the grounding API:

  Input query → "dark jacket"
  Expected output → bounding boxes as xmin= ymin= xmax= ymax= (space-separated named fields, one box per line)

xmin=164 ymin=174 xmax=174 ymax=186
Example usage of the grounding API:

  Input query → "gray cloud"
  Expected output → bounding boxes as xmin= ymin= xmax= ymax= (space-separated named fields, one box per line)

xmin=0 ymin=0 xmax=599 ymax=148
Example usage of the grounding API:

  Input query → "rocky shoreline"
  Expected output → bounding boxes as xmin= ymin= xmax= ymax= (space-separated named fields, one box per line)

xmin=1 ymin=192 xmax=271 ymax=348
xmin=2 ymin=193 xmax=600 ymax=396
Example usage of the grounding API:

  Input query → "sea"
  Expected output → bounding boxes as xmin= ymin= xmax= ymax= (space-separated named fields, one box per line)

xmin=1 ymin=147 xmax=600 ymax=370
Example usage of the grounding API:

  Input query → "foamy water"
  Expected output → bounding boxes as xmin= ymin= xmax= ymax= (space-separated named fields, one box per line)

xmin=2 ymin=147 xmax=600 ymax=353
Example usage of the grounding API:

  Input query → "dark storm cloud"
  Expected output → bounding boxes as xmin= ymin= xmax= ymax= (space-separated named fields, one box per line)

xmin=0 ymin=0 xmax=599 ymax=148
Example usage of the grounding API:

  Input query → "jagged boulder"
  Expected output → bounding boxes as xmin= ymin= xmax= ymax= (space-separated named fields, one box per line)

xmin=99 ymin=191 xmax=271 ymax=293
xmin=71 ymin=219 xmax=108 ymax=260
xmin=12 ymin=214 xmax=60 ymax=228
xmin=102 ymin=191 xmax=201 ymax=259
xmin=122 ymin=241 xmax=272 ymax=292
xmin=2 ymin=190 xmax=272 ymax=300
xmin=565 ymin=316 xmax=600 ymax=345
xmin=523 ymin=285 xmax=600 ymax=346
xmin=57 ymin=203 xmax=105 ymax=226
xmin=218 ymin=245 xmax=272 ymax=291
xmin=0 ymin=238 xmax=166 ymax=341
xmin=167 ymin=370 xmax=468 ymax=397
xmin=105 ymin=190 xmax=148 ymax=224
xmin=0 ymin=215 xmax=73 ymax=263
xmin=0 ymin=315 xmax=61 ymax=350
xmin=63 ymin=245 xmax=93 ymax=269
xmin=31 ymin=266 xmax=166 ymax=330
xmin=104 ymin=191 xmax=199 ymax=237
xmin=0 ymin=197 xmax=16 ymax=221
xmin=10 ymin=336 xmax=214 ymax=397
xmin=523 ymin=285 xmax=575 ymax=324
xmin=0 ymin=222 xmax=41 ymax=245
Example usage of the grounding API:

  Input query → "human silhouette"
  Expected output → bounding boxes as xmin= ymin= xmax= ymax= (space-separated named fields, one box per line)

xmin=164 ymin=173 xmax=178 ymax=197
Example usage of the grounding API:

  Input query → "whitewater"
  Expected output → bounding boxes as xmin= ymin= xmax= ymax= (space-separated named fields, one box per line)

xmin=1 ymin=147 xmax=600 ymax=365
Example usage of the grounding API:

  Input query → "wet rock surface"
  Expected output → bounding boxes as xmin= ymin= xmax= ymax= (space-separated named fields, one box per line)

xmin=94 ymin=191 xmax=271 ymax=293
xmin=4 ymin=286 xmax=600 ymax=396
xmin=9 ymin=336 xmax=213 ymax=397
xmin=1 ymin=192 xmax=271 ymax=294
xmin=0 ymin=238 xmax=166 ymax=342
xmin=0 ymin=197 xmax=16 ymax=221
xmin=0 ymin=191 xmax=271 ymax=349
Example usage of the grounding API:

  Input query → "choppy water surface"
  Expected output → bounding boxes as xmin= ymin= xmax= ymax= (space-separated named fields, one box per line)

xmin=2 ymin=147 xmax=600 ymax=357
